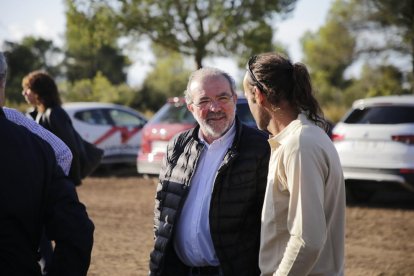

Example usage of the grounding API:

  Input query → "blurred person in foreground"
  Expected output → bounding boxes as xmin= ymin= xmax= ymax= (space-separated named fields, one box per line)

xmin=149 ymin=67 xmax=270 ymax=275
xmin=243 ymin=52 xmax=345 ymax=276
xmin=22 ymin=70 xmax=82 ymax=186
xmin=1 ymin=52 xmax=73 ymax=274
xmin=0 ymin=53 xmax=94 ymax=275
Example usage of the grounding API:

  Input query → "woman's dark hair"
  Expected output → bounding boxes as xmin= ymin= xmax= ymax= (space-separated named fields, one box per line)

xmin=246 ymin=52 xmax=327 ymax=131
xmin=22 ymin=70 xmax=61 ymax=107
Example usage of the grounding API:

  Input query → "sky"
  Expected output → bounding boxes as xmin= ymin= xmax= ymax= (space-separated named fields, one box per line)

xmin=0 ymin=0 xmax=333 ymax=86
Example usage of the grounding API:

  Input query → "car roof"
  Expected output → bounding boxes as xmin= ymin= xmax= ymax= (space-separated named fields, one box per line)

xmin=352 ymin=95 xmax=414 ymax=108
xmin=63 ymin=102 xmax=144 ymax=115
xmin=63 ymin=102 xmax=125 ymax=109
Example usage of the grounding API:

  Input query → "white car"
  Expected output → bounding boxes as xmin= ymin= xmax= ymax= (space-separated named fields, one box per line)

xmin=332 ymin=95 xmax=414 ymax=200
xmin=63 ymin=102 xmax=147 ymax=165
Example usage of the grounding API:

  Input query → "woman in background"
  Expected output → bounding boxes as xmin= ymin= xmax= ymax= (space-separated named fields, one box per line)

xmin=22 ymin=70 xmax=85 ymax=275
xmin=22 ymin=70 xmax=82 ymax=186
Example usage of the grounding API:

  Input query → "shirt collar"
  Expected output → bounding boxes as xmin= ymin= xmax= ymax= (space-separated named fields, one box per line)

xmin=268 ymin=113 xmax=309 ymax=149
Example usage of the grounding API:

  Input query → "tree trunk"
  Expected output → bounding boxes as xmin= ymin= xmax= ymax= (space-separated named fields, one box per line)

xmin=195 ymin=53 xmax=203 ymax=69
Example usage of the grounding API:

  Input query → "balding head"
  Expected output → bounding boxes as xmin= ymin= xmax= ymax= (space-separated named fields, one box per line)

xmin=184 ymin=67 xmax=236 ymax=104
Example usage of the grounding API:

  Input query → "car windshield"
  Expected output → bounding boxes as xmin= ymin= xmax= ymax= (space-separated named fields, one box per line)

xmin=344 ymin=106 xmax=414 ymax=124
xmin=109 ymin=109 xmax=146 ymax=127
xmin=149 ymin=99 xmax=257 ymax=127
xmin=150 ymin=102 xmax=195 ymax=124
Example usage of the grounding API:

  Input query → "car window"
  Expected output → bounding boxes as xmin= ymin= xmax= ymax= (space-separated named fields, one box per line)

xmin=236 ymin=102 xmax=256 ymax=127
xmin=74 ymin=109 xmax=110 ymax=125
xmin=344 ymin=106 xmax=414 ymax=124
xmin=108 ymin=109 xmax=146 ymax=127
xmin=151 ymin=103 xmax=196 ymax=124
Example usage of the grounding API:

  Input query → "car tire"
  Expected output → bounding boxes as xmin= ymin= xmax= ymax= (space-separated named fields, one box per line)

xmin=346 ymin=185 xmax=373 ymax=204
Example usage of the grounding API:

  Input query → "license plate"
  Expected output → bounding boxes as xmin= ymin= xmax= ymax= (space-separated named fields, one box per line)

xmin=152 ymin=141 xmax=169 ymax=153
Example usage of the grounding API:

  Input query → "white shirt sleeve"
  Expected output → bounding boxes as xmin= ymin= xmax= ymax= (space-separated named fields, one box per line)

xmin=4 ymin=107 xmax=73 ymax=175
xmin=276 ymin=140 xmax=327 ymax=275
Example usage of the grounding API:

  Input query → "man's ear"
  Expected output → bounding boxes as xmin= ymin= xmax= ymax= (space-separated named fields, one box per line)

xmin=254 ymin=86 xmax=265 ymax=105
xmin=187 ymin=104 xmax=194 ymax=113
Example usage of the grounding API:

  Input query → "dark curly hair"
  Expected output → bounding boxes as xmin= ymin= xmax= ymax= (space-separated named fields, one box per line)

xmin=22 ymin=70 xmax=61 ymax=107
xmin=246 ymin=52 xmax=327 ymax=131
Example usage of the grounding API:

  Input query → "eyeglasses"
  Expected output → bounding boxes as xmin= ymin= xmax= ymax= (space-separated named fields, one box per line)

xmin=247 ymin=55 xmax=266 ymax=93
xmin=191 ymin=94 xmax=234 ymax=109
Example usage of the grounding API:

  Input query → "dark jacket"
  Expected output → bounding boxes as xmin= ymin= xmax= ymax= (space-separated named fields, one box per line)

xmin=29 ymin=106 xmax=82 ymax=185
xmin=0 ymin=107 xmax=94 ymax=275
xmin=149 ymin=118 xmax=270 ymax=276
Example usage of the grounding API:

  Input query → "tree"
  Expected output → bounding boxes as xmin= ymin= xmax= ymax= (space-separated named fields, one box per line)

xmin=131 ymin=45 xmax=192 ymax=113
xmin=65 ymin=0 xmax=129 ymax=84
xmin=341 ymin=0 xmax=414 ymax=90
xmin=301 ymin=0 xmax=356 ymax=109
xmin=302 ymin=20 xmax=355 ymax=87
xmin=19 ymin=37 xmax=62 ymax=77
xmin=343 ymin=63 xmax=406 ymax=105
xmin=117 ymin=0 xmax=297 ymax=68
xmin=301 ymin=0 xmax=410 ymax=119
xmin=60 ymin=72 xmax=136 ymax=104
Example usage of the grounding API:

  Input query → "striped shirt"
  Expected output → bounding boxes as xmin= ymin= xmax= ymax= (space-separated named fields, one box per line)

xmin=4 ymin=107 xmax=72 ymax=175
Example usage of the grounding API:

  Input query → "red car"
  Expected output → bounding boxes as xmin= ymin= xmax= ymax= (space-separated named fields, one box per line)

xmin=137 ymin=96 xmax=257 ymax=176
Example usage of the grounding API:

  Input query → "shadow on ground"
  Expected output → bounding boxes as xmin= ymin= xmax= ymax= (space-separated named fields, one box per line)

xmin=91 ymin=164 xmax=139 ymax=177
xmin=90 ymin=168 xmax=414 ymax=209
xmin=90 ymin=163 xmax=159 ymax=180
xmin=347 ymin=187 xmax=414 ymax=210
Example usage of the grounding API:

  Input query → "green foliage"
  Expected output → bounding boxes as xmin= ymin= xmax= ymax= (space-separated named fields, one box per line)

xmin=357 ymin=0 xmax=413 ymax=55
xmin=342 ymin=0 xmax=414 ymax=89
xmin=235 ymin=21 xmax=289 ymax=67
xmin=301 ymin=0 xmax=356 ymax=110
xmin=117 ymin=0 xmax=297 ymax=68
xmin=302 ymin=0 xmax=356 ymax=88
xmin=66 ymin=0 xmax=119 ymax=53
xmin=65 ymin=0 xmax=129 ymax=83
xmin=61 ymin=79 xmax=94 ymax=102
xmin=302 ymin=21 xmax=355 ymax=87
xmin=20 ymin=37 xmax=62 ymax=76
xmin=342 ymin=63 xmax=406 ymax=106
xmin=363 ymin=65 xmax=405 ymax=97
xmin=131 ymin=46 xmax=192 ymax=113
xmin=322 ymin=104 xmax=349 ymax=123
xmin=301 ymin=0 xmax=411 ymax=117
xmin=60 ymin=72 xmax=136 ymax=105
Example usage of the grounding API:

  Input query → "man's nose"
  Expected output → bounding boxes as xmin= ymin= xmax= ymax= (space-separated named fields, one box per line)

xmin=208 ymin=100 xmax=222 ymax=110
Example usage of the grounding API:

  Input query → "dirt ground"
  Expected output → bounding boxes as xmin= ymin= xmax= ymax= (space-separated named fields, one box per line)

xmin=76 ymin=172 xmax=414 ymax=276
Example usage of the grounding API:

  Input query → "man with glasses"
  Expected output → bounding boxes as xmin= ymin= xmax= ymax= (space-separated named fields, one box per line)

xmin=243 ymin=52 xmax=345 ymax=276
xmin=149 ymin=67 xmax=270 ymax=276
